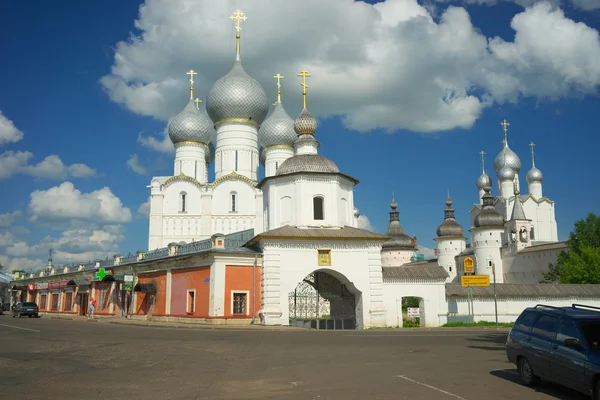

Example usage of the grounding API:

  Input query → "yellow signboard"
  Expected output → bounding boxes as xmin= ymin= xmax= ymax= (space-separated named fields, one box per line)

xmin=463 ymin=257 xmax=475 ymax=274
xmin=461 ymin=275 xmax=490 ymax=287
xmin=318 ymin=249 xmax=331 ymax=266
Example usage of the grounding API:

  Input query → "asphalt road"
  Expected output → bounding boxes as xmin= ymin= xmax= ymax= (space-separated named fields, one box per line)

xmin=0 ymin=316 xmax=587 ymax=400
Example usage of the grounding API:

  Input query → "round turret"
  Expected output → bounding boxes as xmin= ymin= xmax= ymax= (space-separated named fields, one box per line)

xmin=168 ymin=100 xmax=212 ymax=145
xmin=526 ymin=166 xmax=544 ymax=184
xmin=436 ymin=197 xmax=464 ymax=237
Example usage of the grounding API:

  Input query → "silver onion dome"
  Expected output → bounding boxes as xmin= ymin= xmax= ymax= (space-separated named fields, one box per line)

xmin=294 ymin=108 xmax=317 ymax=136
xmin=526 ymin=166 xmax=544 ymax=184
xmin=436 ymin=197 xmax=464 ymax=237
xmin=205 ymin=141 xmax=215 ymax=165
xmin=259 ymin=101 xmax=296 ymax=147
xmin=168 ymin=99 xmax=212 ymax=144
xmin=476 ymin=173 xmax=492 ymax=191
xmin=259 ymin=146 xmax=266 ymax=166
xmin=498 ymin=165 xmax=515 ymax=181
xmin=383 ymin=198 xmax=414 ymax=249
xmin=474 ymin=188 xmax=504 ymax=228
xmin=494 ymin=144 xmax=521 ymax=173
xmin=276 ymin=154 xmax=339 ymax=175
xmin=205 ymin=56 xmax=269 ymax=125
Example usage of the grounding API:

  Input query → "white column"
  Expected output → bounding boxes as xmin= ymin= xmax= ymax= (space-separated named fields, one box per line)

xmin=367 ymin=244 xmax=386 ymax=328
xmin=529 ymin=182 xmax=542 ymax=199
xmin=500 ymin=180 xmax=513 ymax=199
xmin=109 ymin=281 xmax=116 ymax=314
xmin=214 ymin=123 xmax=259 ymax=181
xmin=148 ymin=180 xmax=164 ymax=251
xmin=166 ymin=268 xmax=172 ymax=315
xmin=261 ymin=245 xmax=283 ymax=325
xmin=209 ymin=259 xmax=226 ymax=316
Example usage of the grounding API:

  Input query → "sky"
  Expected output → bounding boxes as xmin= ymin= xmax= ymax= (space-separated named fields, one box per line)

xmin=0 ymin=0 xmax=599 ymax=272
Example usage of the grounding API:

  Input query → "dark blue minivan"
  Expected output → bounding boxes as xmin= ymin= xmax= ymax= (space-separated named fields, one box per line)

xmin=506 ymin=304 xmax=600 ymax=398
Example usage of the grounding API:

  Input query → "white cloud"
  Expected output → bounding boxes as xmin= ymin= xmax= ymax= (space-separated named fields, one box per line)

xmin=434 ymin=0 xmax=599 ymax=10
xmin=357 ymin=215 xmax=374 ymax=231
xmin=0 ymin=210 xmax=22 ymax=227
xmin=0 ymin=151 xmax=96 ymax=181
xmin=137 ymin=197 xmax=150 ymax=217
xmin=0 ymin=255 xmax=43 ymax=273
xmin=100 ymin=0 xmax=600 ymax=134
xmin=28 ymin=182 xmax=132 ymax=227
xmin=0 ymin=110 xmax=24 ymax=146
xmin=0 ymin=232 xmax=14 ymax=247
xmin=572 ymin=0 xmax=600 ymax=10
xmin=417 ymin=246 xmax=438 ymax=260
xmin=137 ymin=129 xmax=174 ymax=154
xmin=127 ymin=154 xmax=148 ymax=175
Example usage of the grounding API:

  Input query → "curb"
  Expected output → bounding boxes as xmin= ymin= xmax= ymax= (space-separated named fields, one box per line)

xmin=106 ymin=320 xmax=305 ymax=331
xmin=48 ymin=316 xmax=74 ymax=321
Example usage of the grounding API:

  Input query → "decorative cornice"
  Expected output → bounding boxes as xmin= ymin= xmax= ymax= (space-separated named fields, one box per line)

xmin=163 ymin=173 xmax=205 ymax=190
xmin=174 ymin=141 xmax=207 ymax=148
xmin=264 ymin=145 xmax=294 ymax=152
xmin=210 ymin=171 xmax=257 ymax=189
xmin=214 ymin=118 xmax=259 ymax=128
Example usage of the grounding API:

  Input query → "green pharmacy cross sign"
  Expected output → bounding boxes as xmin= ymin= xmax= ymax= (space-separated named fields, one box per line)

xmin=94 ymin=268 xmax=110 ymax=281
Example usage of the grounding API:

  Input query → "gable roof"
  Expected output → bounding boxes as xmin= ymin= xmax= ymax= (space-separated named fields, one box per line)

xmin=246 ymin=225 xmax=387 ymax=245
xmin=383 ymin=262 xmax=449 ymax=280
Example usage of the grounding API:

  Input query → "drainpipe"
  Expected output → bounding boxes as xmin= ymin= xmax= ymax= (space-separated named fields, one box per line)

xmin=251 ymin=254 xmax=257 ymax=324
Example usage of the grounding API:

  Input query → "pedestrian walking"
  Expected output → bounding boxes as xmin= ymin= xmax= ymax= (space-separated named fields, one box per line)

xmin=89 ymin=298 xmax=96 ymax=319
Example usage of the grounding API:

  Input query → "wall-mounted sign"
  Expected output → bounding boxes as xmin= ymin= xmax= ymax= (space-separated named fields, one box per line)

xmin=318 ymin=249 xmax=331 ymax=266
xmin=48 ymin=280 xmax=70 ymax=289
xmin=463 ymin=257 xmax=475 ymax=274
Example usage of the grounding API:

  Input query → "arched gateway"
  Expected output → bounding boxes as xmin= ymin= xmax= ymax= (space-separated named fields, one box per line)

xmin=289 ymin=270 xmax=360 ymax=330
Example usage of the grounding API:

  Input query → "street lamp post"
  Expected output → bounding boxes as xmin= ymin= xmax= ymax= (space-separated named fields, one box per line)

xmin=492 ymin=261 xmax=498 ymax=330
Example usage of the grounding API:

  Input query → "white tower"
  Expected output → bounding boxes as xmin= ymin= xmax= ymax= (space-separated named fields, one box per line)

xmin=526 ymin=141 xmax=544 ymax=199
xmin=258 ymin=73 xmax=295 ymax=178
xmin=381 ymin=195 xmax=416 ymax=267
xmin=504 ymin=183 xmax=532 ymax=252
xmin=435 ymin=194 xmax=466 ymax=282
xmin=205 ymin=12 xmax=269 ymax=182
xmin=471 ymin=185 xmax=505 ymax=283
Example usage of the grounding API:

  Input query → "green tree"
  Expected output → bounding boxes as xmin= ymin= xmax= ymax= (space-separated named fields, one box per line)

xmin=541 ymin=213 xmax=600 ymax=284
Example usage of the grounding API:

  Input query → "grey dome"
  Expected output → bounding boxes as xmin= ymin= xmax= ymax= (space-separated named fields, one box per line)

xmin=259 ymin=146 xmax=266 ymax=166
xmin=474 ymin=188 xmax=504 ymax=228
xmin=205 ymin=141 xmax=215 ymax=164
xmin=276 ymin=154 xmax=339 ymax=176
xmin=476 ymin=173 xmax=492 ymax=190
xmin=383 ymin=198 xmax=414 ymax=249
xmin=436 ymin=197 xmax=464 ymax=237
xmin=494 ymin=144 xmax=521 ymax=173
xmin=168 ymin=99 xmax=212 ymax=144
xmin=206 ymin=57 xmax=269 ymax=125
xmin=498 ymin=165 xmax=515 ymax=181
xmin=294 ymin=108 xmax=317 ymax=136
xmin=526 ymin=166 xmax=544 ymax=184
xmin=259 ymin=101 xmax=296 ymax=147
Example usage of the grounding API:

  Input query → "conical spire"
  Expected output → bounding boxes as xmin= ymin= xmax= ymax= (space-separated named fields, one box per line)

xmin=510 ymin=182 xmax=527 ymax=221
xmin=383 ymin=194 xmax=413 ymax=249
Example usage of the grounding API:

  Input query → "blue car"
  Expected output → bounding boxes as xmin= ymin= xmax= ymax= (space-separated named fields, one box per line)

xmin=506 ymin=304 xmax=600 ymax=398
xmin=12 ymin=302 xmax=39 ymax=318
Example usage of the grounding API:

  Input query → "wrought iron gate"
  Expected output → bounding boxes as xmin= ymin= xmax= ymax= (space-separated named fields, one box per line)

xmin=289 ymin=272 xmax=356 ymax=330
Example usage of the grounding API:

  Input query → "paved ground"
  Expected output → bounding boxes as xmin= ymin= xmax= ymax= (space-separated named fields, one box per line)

xmin=0 ymin=316 xmax=587 ymax=400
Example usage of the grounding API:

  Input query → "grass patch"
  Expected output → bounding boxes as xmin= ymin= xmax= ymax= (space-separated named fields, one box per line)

xmin=442 ymin=321 xmax=514 ymax=328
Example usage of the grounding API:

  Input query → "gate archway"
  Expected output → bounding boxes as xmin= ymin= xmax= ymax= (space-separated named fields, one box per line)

xmin=289 ymin=271 xmax=357 ymax=330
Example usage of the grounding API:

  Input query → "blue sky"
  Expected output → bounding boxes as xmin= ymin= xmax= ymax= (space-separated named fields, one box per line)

xmin=0 ymin=0 xmax=598 ymax=271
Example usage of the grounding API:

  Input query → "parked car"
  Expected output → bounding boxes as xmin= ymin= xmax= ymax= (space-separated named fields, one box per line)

xmin=506 ymin=303 xmax=600 ymax=399
xmin=12 ymin=302 xmax=39 ymax=318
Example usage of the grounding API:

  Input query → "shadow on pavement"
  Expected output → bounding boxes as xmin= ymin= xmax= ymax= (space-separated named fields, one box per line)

xmin=466 ymin=333 xmax=507 ymax=351
xmin=490 ymin=369 xmax=587 ymax=400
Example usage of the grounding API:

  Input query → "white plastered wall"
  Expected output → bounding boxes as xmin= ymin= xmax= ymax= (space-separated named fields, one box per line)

xmin=383 ymin=280 xmax=447 ymax=327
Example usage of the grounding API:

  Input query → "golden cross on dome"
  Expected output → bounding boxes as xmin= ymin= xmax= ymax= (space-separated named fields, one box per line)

xmin=230 ymin=9 xmax=246 ymax=32
xmin=186 ymin=69 xmax=197 ymax=100
xmin=274 ymin=73 xmax=284 ymax=103
xmin=501 ymin=119 xmax=510 ymax=143
xmin=529 ymin=141 xmax=536 ymax=166
xmin=297 ymin=68 xmax=311 ymax=109
xmin=194 ymin=97 xmax=202 ymax=110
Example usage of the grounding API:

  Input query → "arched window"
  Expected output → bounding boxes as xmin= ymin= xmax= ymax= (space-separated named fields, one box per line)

xmin=231 ymin=192 xmax=237 ymax=212
xmin=313 ymin=196 xmax=324 ymax=220
xmin=180 ymin=192 xmax=187 ymax=213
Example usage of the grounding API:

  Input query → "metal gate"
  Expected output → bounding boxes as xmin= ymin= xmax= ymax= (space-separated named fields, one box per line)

xmin=289 ymin=272 xmax=356 ymax=330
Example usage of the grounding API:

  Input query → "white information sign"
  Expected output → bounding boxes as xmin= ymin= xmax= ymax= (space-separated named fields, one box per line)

xmin=407 ymin=307 xmax=420 ymax=318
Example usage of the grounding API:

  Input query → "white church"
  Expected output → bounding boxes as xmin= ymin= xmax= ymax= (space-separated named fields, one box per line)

xmin=14 ymin=9 xmax=600 ymax=329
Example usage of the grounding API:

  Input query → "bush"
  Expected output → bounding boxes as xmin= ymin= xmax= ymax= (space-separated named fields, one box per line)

xmin=403 ymin=317 xmax=420 ymax=328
